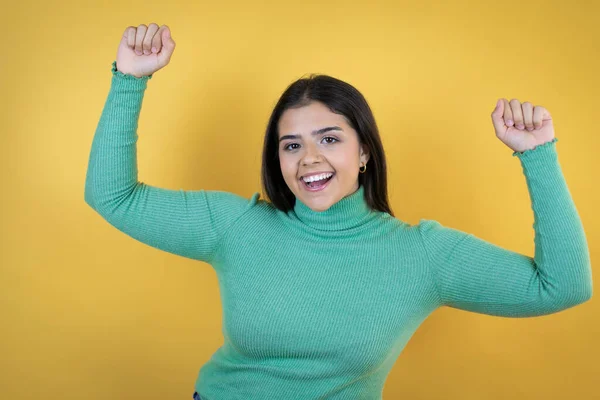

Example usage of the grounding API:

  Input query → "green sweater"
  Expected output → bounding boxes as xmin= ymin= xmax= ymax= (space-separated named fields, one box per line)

xmin=84 ymin=61 xmax=593 ymax=400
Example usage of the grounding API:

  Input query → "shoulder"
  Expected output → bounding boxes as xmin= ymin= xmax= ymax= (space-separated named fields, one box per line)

xmin=413 ymin=218 xmax=473 ymax=258
xmin=212 ymin=190 xmax=281 ymax=221
xmin=415 ymin=218 xmax=442 ymax=234
xmin=204 ymin=190 xmax=262 ymax=212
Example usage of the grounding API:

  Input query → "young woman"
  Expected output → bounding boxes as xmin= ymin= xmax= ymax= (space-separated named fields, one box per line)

xmin=85 ymin=23 xmax=593 ymax=400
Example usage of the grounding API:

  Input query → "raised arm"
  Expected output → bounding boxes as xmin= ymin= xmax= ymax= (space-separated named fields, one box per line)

xmin=84 ymin=59 xmax=258 ymax=264
xmin=419 ymin=137 xmax=592 ymax=317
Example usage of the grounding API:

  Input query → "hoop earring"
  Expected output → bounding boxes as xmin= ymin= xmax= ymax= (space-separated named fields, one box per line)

xmin=359 ymin=163 xmax=367 ymax=173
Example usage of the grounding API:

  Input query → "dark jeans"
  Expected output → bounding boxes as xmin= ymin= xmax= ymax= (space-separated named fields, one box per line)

xmin=192 ymin=391 xmax=202 ymax=400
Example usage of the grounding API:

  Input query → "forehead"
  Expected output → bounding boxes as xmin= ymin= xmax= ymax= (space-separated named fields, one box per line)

xmin=278 ymin=102 xmax=348 ymax=136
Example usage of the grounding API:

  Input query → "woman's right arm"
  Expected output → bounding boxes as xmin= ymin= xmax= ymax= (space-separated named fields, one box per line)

xmin=84 ymin=61 xmax=257 ymax=264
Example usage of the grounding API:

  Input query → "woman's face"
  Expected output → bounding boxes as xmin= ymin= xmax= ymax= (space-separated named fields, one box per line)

xmin=277 ymin=101 xmax=369 ymax=212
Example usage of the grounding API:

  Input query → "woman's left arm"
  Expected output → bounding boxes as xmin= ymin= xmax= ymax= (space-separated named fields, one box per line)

xmin=418 ymin=99 xmax=593 ymax=317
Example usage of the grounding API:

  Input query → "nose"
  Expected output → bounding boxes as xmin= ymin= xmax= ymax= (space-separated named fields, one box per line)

xmin=301 ymin=142 xmax=324 ymax=165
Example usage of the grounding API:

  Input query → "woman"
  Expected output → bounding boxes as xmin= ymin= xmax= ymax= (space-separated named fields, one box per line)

xmin=84 ymin=23 xmax=593 ymax=400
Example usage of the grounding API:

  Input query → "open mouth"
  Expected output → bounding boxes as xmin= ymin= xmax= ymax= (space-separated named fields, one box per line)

xmin=301 ymin=173 xmax=335 ymax=191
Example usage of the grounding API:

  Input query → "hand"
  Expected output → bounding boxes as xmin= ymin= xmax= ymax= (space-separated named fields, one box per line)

xmin=115 ymin=23 xmax=176 ymax=78
xmin=490 ymin=98 xmax=555 ymax=153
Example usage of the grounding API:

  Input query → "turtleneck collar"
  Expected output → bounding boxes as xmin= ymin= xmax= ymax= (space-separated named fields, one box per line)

xmin=292 ymin=185 xmax=374 ymax=231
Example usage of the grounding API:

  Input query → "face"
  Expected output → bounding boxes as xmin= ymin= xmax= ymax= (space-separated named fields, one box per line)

xmin=277 ymin=101 xmax=369 ymax=212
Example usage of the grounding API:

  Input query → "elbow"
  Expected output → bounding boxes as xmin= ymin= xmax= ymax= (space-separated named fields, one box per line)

xmin=565 ymin=282 xmax=593 ymax=308
xmin=548 ymin=275 xmax=593 ymax=312
xmin=579 ymin=266 xmax=594 ymax=303
xmin=84 ymin=176 xmax=96 ymax=210
xmin=567 ymin=262 xmax=594 ymax=306
xmin=551 ymin=289 xmax=592 ymax=314
xmin=579 ymin=287 xmax=593 ymax=304
xmin=84 ymin=188 xmax=97 ymax=211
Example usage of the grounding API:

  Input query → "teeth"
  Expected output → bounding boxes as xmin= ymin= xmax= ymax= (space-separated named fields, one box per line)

xmin=302 ymin=173 xmax=333 ymax=183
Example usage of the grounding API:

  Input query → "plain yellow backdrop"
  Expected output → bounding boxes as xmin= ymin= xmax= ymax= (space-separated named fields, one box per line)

xmin=2 ymin=0 xmax=598 ymax=399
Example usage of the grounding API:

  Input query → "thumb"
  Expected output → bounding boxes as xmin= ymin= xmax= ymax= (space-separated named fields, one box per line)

xmin=157 ymin=26 xmax=176 ymax=63
xmin=491 ymin=98 xmax=506 ymax=134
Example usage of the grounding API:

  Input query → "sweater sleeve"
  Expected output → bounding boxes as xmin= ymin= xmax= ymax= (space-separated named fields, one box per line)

xmin=84 ymin=61 xmax=259 ymax=264
xmin=418 ymin=138 xmax=593 ymax=317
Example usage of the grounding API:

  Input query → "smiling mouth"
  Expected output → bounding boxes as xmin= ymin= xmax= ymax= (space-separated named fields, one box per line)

xmin=301 ymin=173 xmax=335 ymax=190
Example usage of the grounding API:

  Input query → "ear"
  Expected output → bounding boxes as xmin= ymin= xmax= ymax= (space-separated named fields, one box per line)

xmin=360 ymin=144 xmax=370 ymax=164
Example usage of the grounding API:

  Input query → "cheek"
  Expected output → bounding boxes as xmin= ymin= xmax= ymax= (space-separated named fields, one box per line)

xmin=331 ymin=155 xmax=357 ymax=174
xmin=279 ymin=158 xmax=296 ymax=180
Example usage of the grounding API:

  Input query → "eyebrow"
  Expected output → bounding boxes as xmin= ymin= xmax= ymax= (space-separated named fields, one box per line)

xmin=279 ymin=126 xmax=343 ymax=142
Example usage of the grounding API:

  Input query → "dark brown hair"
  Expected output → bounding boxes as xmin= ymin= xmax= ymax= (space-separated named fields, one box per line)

xmin=260 ymin=73 xmax=394 ymax=217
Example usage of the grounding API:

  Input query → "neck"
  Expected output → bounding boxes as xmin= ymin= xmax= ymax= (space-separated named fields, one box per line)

xmin=292 ymin=185 xmax=374 ymax=231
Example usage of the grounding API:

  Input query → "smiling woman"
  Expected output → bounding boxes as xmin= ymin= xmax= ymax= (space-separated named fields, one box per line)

xmin=85 ymin=30 xmax=592 ymax=398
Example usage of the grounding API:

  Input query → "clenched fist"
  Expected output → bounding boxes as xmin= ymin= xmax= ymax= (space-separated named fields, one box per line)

xmin=491 ymin=98 xmax=555 ymax=153
xmin=115 ymin=23 xmax=176 ymax=78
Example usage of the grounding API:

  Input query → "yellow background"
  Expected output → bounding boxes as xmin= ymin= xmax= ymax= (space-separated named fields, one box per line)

xmin=2 ymin=0 xmax=598 ymax=399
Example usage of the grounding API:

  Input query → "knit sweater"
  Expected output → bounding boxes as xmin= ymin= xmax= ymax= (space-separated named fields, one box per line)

xmin=84 ymin=61 xmax=593 ymax=400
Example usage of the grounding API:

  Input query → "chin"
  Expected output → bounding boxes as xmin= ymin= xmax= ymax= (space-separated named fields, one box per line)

xmin=289 ymin=176 xmax=344 ymax=205
xmin=303 ymin=200 xmax=332 ymax=212
xmin=302 ymin=192 xmax=339 ymax=211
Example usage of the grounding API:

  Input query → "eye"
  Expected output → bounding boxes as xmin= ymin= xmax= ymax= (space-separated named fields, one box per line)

xmin=283 ymin=143 xmax=299 ymax=151
xmin=283 ymin=136 xmax=339 ymax=151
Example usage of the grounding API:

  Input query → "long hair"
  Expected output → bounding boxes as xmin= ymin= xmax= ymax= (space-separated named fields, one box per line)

xmin=260 ymin=73 xmax=394 ymax=217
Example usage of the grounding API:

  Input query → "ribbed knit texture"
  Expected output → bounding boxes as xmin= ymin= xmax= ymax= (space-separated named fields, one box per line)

xmin=84 ymin=61 xmax=593 ymax=400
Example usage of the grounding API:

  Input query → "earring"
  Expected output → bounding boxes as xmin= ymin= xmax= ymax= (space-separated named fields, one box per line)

xmin=359 ymin=162 xmax=367 ymax=173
